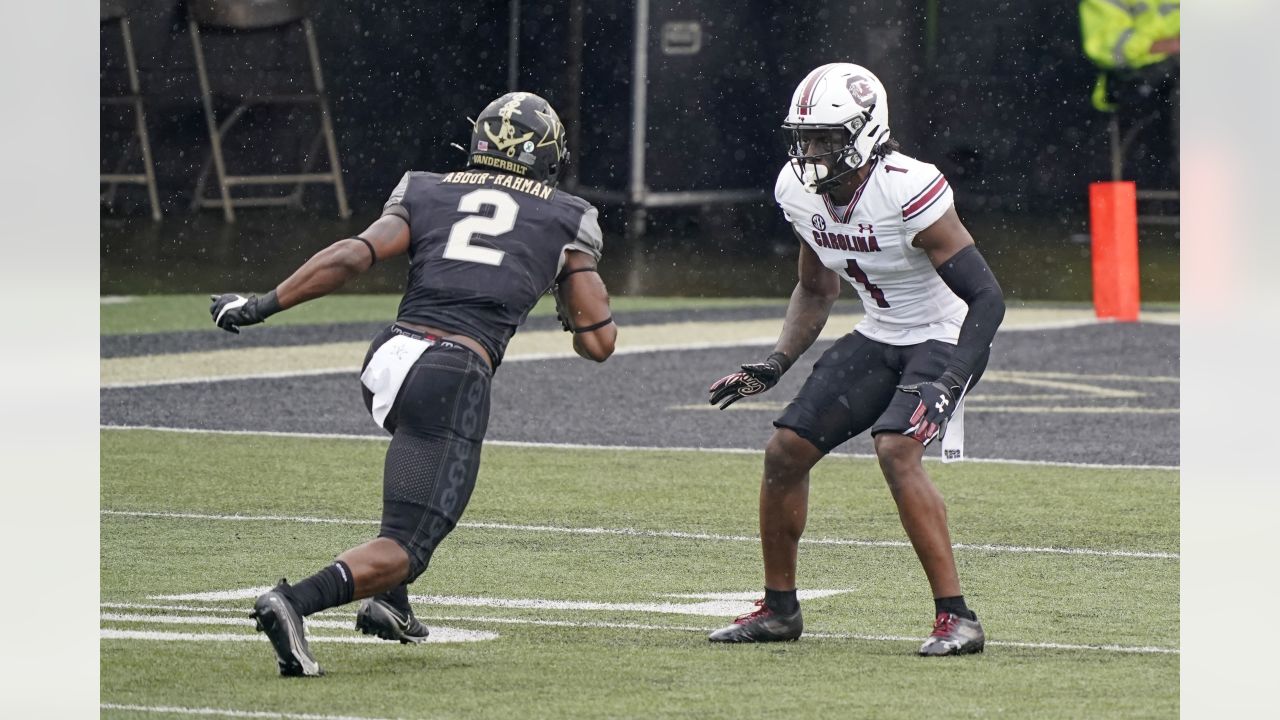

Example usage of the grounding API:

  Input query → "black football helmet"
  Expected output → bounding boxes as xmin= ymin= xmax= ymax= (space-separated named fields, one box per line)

xmin=467 ymin=92 xmax=568 ymax=186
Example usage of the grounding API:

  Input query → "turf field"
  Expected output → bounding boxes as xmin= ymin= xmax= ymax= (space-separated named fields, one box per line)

xmin=100 ymin=295 xmax=1179 ymax=719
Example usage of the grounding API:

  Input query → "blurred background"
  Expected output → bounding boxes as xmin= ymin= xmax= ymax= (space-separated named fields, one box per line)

xmin=100 ymin=0 xmax=1179 ymax=302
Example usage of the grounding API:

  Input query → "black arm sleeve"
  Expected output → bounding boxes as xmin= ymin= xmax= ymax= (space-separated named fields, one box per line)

xmin=935 ymin=244 xmax=1005 ymax=390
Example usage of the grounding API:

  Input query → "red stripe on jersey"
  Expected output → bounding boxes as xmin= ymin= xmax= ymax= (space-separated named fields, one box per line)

xmin=841 ymin=157 xmax=879 ymax=223
xmin=821 ymin=157 xmax=879 ymax=223
xmin=902 ymin=176 xmax=948 ymax=219
xmin=822 ymin=193 xmax=837 ymax=220
xmin=902 ymin=173 xmax=943 ymax=208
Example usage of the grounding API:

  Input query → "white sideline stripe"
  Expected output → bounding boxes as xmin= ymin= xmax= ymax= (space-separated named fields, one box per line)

xmin=102 ymin=510 xmax=1178 ymax=559
xmin=101 ymin=342 xmax=783 ymax=389
xmin=99 ymin=424 xmax=1181 ymax=471
xmin=104 ymin=366 xmax=361 ymax=389
xmin=97 ymin=606 xmax=1178 ymax=655
xmin=101 ymin=704 xmax=395 ymax=720
xmin=98 ymin=317 xmax=1172 ymax=390
xmin=101 ymin=613 xmax=497 ymax=642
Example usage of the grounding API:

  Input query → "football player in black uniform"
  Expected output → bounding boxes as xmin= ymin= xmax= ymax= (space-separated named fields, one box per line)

xmin=209 ymin=92 xmax=616 ymax=677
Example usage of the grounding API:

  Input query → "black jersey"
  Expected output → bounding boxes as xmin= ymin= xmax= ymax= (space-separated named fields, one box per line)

xmin=381 ymin=170 xmax=604 ymax=367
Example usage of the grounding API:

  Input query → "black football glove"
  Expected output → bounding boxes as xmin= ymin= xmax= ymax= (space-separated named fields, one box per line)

xmin=209 ymin=291 xmax=281 ymax=334
xmin=896 ymin=372 xmax=966 ymax=444
xmin=708 ymin=351 xmax=793 ymax=410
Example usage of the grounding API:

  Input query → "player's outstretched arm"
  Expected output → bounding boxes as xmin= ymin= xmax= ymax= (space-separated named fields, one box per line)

xmin=210 ymin=216 xmax=410 ymax=334
xmin=899 ymin=205 xmax=1005 ymax=425
xmin=774 ymin=239 xmax=842 ymax=362
xmin=707 ymin=239 xmax=839 ymax=409
xmin=553 ymin=248 xmax=616 ymax=362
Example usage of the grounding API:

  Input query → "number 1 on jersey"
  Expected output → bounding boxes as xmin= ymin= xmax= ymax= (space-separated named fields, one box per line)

xmin=845 ymin=259 xmax=890 ymax=308
xmin=444 ymin=189 xmax=519 ymax=266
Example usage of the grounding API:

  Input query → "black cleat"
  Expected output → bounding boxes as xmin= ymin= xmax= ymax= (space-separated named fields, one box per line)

xmin=355 ymin=596 xmax=430 ymax=644
xmin=250 ymin=582 xmax=323 ymax=677
xmin=918 ymin=612 xmax=986 ymax=656
xmin=708 ymin=598 xmax=803 ymax=643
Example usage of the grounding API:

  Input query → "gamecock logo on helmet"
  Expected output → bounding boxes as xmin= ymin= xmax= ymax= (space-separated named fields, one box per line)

xmin=847 ymin=76 xmax=876 ymax=108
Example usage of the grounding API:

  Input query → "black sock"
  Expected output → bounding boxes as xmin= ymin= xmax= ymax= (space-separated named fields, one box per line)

xmin=282 ymin=561 xmax=355 ymax=617
xmin=377 ymin=584 xmax=412 ymax=614
xmin=934 ymin=595 xmax=976 ymax=621
xmin=764 ymin=587 xmax=799 ymax=615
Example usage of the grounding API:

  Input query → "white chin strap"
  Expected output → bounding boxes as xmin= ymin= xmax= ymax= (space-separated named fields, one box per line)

xmin=801 ymin=163 xmax=829 ymax=194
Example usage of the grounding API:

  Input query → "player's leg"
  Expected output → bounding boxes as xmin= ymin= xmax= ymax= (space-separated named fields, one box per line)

xmin=250 ymin=536 xmax=409 ymax=676
xmin=872 ymin=433 xmax=961 ymax=597
xmin=709 ymin=333 xmax=899 ymax=642
xmin=248 ymin=324 xmax=405 ymax=677
xmin=759 ymin=428 xmax=824 ymax=595
xmin=356 ymin=343 xmax=492 ymax=643
xmin=870 ymin=339 xmax=989 ymax=655
xmin=250 ymin=340 xmax=491 ymax=673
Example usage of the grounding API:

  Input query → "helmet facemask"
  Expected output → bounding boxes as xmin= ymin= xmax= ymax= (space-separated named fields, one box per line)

xmin=783 ymin=63 xmax=890 ymax=194
xmin=785 ymin=111 xmax=873 ymax=195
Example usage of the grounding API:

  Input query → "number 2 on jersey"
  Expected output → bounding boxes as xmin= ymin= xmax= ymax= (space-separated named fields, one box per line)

xmin=444 ymin=189 xmax=519 ymax=266
xmin=845 ymin=259 xmax=890 ymax=308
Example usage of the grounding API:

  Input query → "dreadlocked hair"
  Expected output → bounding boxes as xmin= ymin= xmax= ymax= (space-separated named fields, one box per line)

xmin=871 ymin=137 xmax=901 ymax=160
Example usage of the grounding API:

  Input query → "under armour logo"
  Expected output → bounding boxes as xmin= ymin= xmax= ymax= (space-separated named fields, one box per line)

xmin=739 ymin=374 xmax=766 ymax=395
xmin=934 ymin=396 xmax=950 ymax=414
xmin=857 ymin=223 xmax=873 ymax=234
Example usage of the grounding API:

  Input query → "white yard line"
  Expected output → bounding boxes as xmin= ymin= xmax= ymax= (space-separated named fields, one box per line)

xmin=101 ymin=703 xmax=398 ymax=720
xmin=673 ymin=403 xmax=1179 ymax=415
xmin=419 ymin=615 xmax=1178 ymax=654
xmin=100 ymin=613 xmax=497 ymax=642
xmin=98 ymin=605 xmax=1178 ymax=656
xmin=136 ymin=591 xmax=853 ymax=618
xmin=103 ymin=602 xmax=254 ymax=614
xmin=101 ymin=629 xmax=386 ymax=644
xmin=799 ymin=631 xmax=1179 ymax=654
xmin=101 ymin=509 xmax=1178 ymax=559
xmin=99 ymin=423 xmax=1181 ymax=471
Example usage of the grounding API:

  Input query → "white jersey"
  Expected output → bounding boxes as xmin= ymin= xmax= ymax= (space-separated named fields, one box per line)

xmin=775 ymin=150 xmax=966 ymax=346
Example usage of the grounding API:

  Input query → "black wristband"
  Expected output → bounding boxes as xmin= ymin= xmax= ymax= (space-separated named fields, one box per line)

xmin=572 ymin=316 xmax=613 ymax=334
xmin=557 ymin=266 xmax=598 ymax=282
xmin=938 ymin=369 xmax=968 ymax=395
xmin=767 ymin=351 xmax=793 ymax=374
xmin=258 ymin=289 xmax=283 ymax=319
xmin=353 ymin=235 xmax=377 ymax=265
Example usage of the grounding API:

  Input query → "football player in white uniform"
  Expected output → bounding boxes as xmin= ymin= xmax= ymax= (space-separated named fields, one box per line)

xmin=707 ymin=63 xmax=1005 ymax=656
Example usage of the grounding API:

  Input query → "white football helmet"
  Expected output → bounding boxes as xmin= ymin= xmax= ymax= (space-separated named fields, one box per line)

xmin=783 ymin=62 xmax=891 ymax=193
